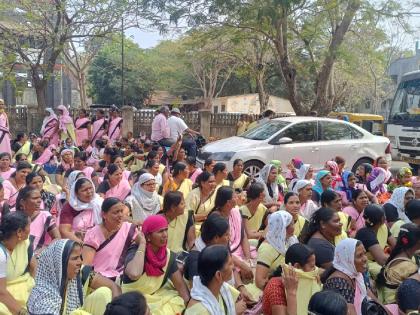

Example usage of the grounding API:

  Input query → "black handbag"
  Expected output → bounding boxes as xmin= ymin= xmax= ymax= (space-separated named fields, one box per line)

xmin=361 ymin=298 xmax=388 ymax=315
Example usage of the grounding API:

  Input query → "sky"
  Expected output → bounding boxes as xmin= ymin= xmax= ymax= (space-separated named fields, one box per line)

xmin=126 ymin=28 xmax=176 ymax=49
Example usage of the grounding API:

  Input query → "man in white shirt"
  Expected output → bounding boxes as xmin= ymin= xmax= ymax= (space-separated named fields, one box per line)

xmin=168 ymin=108 xmax=200 ymax=157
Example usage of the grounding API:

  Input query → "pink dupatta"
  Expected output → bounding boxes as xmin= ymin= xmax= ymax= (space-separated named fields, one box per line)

xmin=75 ymin=117 xmax=90 ymax=146
xmin=105 ymin=179 xmax=131 ymax=201
xmin=229 ymin=207 xmax=256 ymax=260
xmin=33 ymin=148 xmax=53 ymax=165
xmin=108 ymin=117 xmax=123 ymax=141
xmin=91 ymin=118 xmax=106 ymax=144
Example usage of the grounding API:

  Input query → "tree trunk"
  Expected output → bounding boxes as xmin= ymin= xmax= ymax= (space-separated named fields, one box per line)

xmin=256 ymin=74 xmax=269 ymax=113
xmin=311 ymin=0 xmax=361 ymax=116
xmin=32 ymin=74 xmax=47 ymax=115
xmin=78 ymin=72 xmax=88 ymax=109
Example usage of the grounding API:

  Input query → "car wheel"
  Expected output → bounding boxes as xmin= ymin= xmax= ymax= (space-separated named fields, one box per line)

xmin=243 ymin=160 xmax=265 ymax=179
xmin=352 ymin=158 xmax=373 ymax=174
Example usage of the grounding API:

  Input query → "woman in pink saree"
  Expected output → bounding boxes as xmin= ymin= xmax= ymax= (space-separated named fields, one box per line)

xmin=32 ymin=140 xmax=53 ymax=166
xmin=108 ymin=106 xmax=123 ymax=144
xmin=57 ymin=105 xmax=76 ymax=144
xmin=91 ymin=109 xmax=107 ymax=145
xmin=0 ymin=152 xmax=15 ymax=180
xmin=97 ymin=164 xmax=131 ymax=201
xmin=40 ymin=108 xmax=59 ymax=147
xmin=0 ymin=99 xmax=11 ymax=155
xmin=82 ymin=197 xmax=138 ymax=280
xmin=74 ymin=109 xmax=92 ymax=146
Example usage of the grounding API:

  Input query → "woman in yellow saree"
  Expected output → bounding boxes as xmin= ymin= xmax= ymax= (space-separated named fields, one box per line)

xmin=0 ymin=212 xmax=35 ymax=315
xmin=227 ymin=159 xmax=250 ymax=190
xmin=27 ymin=239 xmax=119 ymax=315
xmin=162 ymin=162 xmax=193 ymax=199
xmin=122 ymin=215 xmax=190 ymax=315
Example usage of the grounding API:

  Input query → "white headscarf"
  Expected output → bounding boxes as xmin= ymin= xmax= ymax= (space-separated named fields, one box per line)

xmin=27 ymin=240 xmax=84 ymax=315
xmin=66 ymin=170 xmax=83 ymax=190
xmin=191 ymin=276 xmax=236 ymax=315
xmin=257 ymin=164 xmax=279 ymax=204
xmin=292 ymin=179 xmax=311 ymax=194
xmin=69 ymin=177 xmax=103 ymax=225
xmin=385 ymin=187 xmax=414 ymax=223
xmin=333 ymin=238 xmax=367 ymax=314
xmin=131 ymin=173 xmax=161 ymax=214
xmin=266 ymin=210 xmax=298 ymax=255
xmin=297 ymin=164 xmax=310 ymax=180
xmin=40 ymin=108 xmax=57 ymax=134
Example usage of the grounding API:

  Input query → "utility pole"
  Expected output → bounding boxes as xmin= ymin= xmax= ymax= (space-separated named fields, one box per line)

xmin=121 ymin=16 xmax=124 ymax=107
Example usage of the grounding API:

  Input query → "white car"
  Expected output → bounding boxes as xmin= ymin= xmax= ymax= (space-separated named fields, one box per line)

xmin=197 ymin=116 xmax=392 ymax=176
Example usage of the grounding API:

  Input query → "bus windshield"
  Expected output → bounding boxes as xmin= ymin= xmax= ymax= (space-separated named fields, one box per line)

xmin=390 ymin=78 xmax=420 ymax=121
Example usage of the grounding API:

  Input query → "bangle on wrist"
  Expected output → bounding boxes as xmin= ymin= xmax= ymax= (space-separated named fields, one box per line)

xmin=236 ymin=284 xmax=245 ymax=290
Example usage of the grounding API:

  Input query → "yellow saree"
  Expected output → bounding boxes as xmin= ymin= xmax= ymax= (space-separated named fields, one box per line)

xmin=121 ymin=249 xmax=184 ymax=315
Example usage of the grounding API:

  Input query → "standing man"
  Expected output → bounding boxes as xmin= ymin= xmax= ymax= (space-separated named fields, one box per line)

xmin=168 ymin=108 xmax=200 ymax=158
xmin=151 ymin=106 xmax=174 ymax=148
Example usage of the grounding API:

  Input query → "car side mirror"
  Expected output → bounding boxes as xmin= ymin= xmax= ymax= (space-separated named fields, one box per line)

xmin=270 ymin=137 xmax=292 ymax=145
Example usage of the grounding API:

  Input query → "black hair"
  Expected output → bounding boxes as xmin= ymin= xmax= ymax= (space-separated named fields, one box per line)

xmin=146 ymin=150 xmax=159 ymax=161
xmin=186 ymin=156 xmax=197 ymax=166
xmin=0 ymin=211 xmax=29 ymax=241
xmin=16 ymin=133 xmax=25 ymax=141
xmin=74 ymin=151 xmax=89 ymax=162
xmin=213 ymin=162 xmax=226 ymax=175
xmin=352 ymin=189 xmax=366 ymax=202
xmin=25 ymin=172 xmax=44 ymax=185
xmin=201 ymin=213 xmax=230 ymax=244
xmin=15 ymin=161 xmax=32 ymax=172
xmin=74 ymin=178 xmax=92 ymax=194
xmin=172 ymin=162 xmax=187 ymax=177
xmin=302 ymin=207 xmax=336 ymax=244
xmin=320 ymin=190 xmax=340 ymax=207
xmin=204 ymin=158 xmax=214 ymax=167
xmin=96 ymin=109 xmax=105 ymax=115
xmin=104 ymin=147 xmax=117 ymax=156
xmin=107 ymin=163 xmax=120 ymax=175
xmin=0 ymin=152 xmax=11 ymax=160
xmin=308 ymin=291 xmax=347 ymax=315
xmin=145 ymin=159 xmax=159 ymax=169
xmin=102 ymin=197 xmax=122 ymax=213
xmin=363 ymin=204 xmax=384 ymax=227
xmin=104 ymin=291 xmax=148 ymax=315
xmin=95 ymin=139 xmax=106 ymax=149
xmin=110 ymin=154 xmax=123 ymax=163
xmin=14 ymin=153 xmax=27 ymax=162
xmin=162 ymin=191 xmax=183 ymax=213
xmin=377 ymin=223 xmax=420 ymax=287
xmin=335 ymin=156 xmax=346 ymax=165
xmin=196 ymin=171 xmax=214 ymax=189
xmin=15 ymin=186 xmax=38 ymax=212
xmin=247 ymin=182 xmax=265 ymax=200
xmin=263 ymin=109 xmax=274 ymax=118
xmin=285 ymin=243 xmax=314 ymax=267
xmin=233 ymin=159 xmax=243 ymax=167
xmin=397 ymin=278 xmax=420 ymax=313
xmin=405 ymin=199 xmax=420 ymax=221
xmin=211 ymin=186 xmax=233 ymax=213
xmin=198 ymin=245 xmax=230 ymax=286
xmin=284 ymin=192 xmax=299 ymax=204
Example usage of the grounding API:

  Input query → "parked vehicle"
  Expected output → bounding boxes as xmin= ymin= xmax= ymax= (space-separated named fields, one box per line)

xmin=197 ymin=116 xmax=391 ymax=177
xmin=386 ymin=70 xmax=420 ymax=171
xmin=328 ymin=112 xmax=384 ymax=136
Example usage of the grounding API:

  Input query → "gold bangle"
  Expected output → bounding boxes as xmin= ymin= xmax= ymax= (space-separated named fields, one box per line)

xmin=136 ymin=249 xmax=144 ymax=254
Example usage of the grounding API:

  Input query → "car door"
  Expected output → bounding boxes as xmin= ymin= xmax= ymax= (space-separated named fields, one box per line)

xmin=317 ymin=121 xmax=363 ymax=170
xmin=271 ymin=121 xmax=319 ymax=169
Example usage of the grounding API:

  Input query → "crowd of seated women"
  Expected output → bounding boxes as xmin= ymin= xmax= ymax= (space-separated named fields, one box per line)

xmin=0 ymin=131 xmax=419 ymax=315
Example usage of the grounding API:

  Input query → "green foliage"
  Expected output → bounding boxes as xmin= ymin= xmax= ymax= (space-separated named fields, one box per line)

xmin=88 ymin=36 xmax=156 ymax=106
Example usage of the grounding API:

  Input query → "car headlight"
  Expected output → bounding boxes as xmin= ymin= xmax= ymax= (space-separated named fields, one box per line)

xmin=211 ymin=152 xmax=236 ymax=161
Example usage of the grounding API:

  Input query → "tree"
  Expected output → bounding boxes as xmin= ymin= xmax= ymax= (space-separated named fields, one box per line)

xmin=137 ymin=0 xmax=412 ymax=115
xmin=0 ymin=0 xmax=137 ymax=112
xmin=88 ymin=36 xmax=155 ymax=106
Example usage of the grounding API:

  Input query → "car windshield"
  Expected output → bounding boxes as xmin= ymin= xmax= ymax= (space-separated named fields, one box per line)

xmin=389 ymin=77 xmax=420 ymax=121
xmin=241 ymin=120 xmax=290 ymax=140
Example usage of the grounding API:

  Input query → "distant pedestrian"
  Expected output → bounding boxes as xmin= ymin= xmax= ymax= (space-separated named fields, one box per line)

xmin=151 ymin=106 xmax=173 ymax=148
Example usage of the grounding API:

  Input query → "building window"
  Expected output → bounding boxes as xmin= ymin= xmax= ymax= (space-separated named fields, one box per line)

xmin=221 ymin=105 xmax=226 ymax=112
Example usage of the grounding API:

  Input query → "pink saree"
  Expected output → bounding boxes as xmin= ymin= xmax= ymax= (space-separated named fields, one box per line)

xmin=30 ymin=211 xmax=55 ymax=251
xmin=105 ymin=179 xmax=131 ymax=201
xmin=75 ymin=117 xmax=91 ymax=146
xmin=229 ymin=207 xmax=256 ymax=261
xmin=108 ymin=117 xmax=123 ymax=143
xmin=0 ymin=168 xmax=15 ymax=180
xmin=0 ymin=113 xmax=11 ymax=155
xmin=84 ymin=222 xmax=138 ymax=278
xmin=3 ymin=179 xmax=21 ymax=207
xmin=33 ymin=148 xmax=53 ymax=165
xmin=91 ymin=118 xmax=106 ymax=144
xmin=41 ymin=117 xmax=59 ymax=147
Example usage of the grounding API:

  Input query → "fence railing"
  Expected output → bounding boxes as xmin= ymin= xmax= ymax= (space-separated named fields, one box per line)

xmin=8 ymin=106 xmax=289 ymax=139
